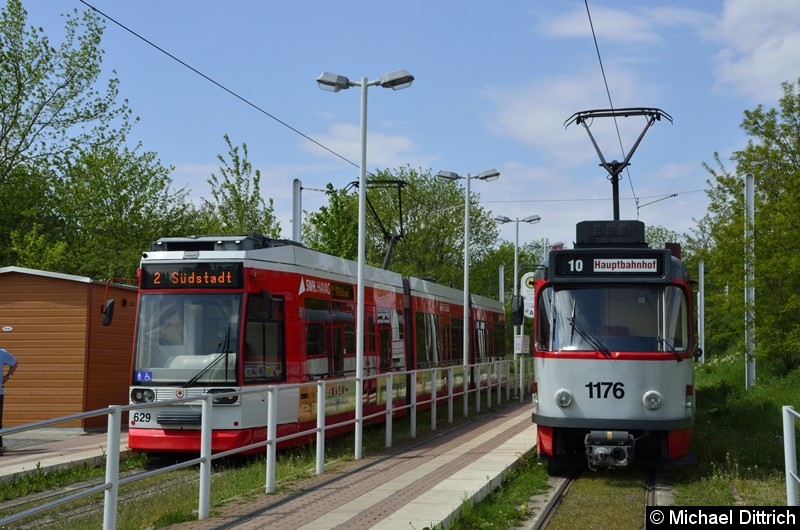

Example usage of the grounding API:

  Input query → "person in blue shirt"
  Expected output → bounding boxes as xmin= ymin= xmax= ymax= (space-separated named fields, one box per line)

xmin=0 ymin=348 xmax=18 ymax=455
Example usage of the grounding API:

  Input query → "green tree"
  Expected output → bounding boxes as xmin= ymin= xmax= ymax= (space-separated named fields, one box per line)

xmin=645 ymin=225 xmax=683 ymax=250
xmin=691 ymin=78 xmax=800 ymax=374
xmin=0 ymin=0 xmax=132 ymax=183
xmin=19 ymin=143 xmax=200 ymax=279
xmin=302 ymin=183 xmax=358 ymax=259
xmin=199 ymin=134 xmax=281 ymax=237
xmin=302 ymin=166 xmax=501 ymax=296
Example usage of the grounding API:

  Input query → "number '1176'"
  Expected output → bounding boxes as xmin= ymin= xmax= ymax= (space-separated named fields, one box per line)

xmin=585 ymin=381 xmax=625 ymax=399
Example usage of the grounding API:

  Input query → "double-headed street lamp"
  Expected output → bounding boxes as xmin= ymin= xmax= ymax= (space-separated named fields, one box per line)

xmin=436 ymin=169 xmax=500 ymax=417
xmin=493 ymin=215 xmax=541 ymax=344
xmin=495 ymin=214 xmax=541 ymax=402
xmin=316 ymin=69 xmax=413 ymax=460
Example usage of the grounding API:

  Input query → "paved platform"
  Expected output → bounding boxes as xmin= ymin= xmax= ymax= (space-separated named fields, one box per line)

xmin=171 ymin=401 xmax=537 ymax=530
xmin=0 ymin=427 xmax=130 ymax=478
xmin=0 ymin=401 xmax=537 ymax=529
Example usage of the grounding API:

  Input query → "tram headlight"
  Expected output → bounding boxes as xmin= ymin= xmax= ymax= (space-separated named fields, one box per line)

xmin=642 ymin=390 xmax=663 ymax=410
xmin=554 ymin=389 xmax=573 ymax=408
xmin=130 ymin=388 xmax=155 ymax=404
xmin=209 ymin=388 xmax=239 ymax=405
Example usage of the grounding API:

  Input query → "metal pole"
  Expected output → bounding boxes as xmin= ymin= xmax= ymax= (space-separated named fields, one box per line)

xmin=355 ymin=77 xmax=369 ymax=457
xmin=463 ymin=174 xmax=471 ymax=418
xmin=698 ymin=260 xmax=705 ymax=364
xmin=102 ymin=405 xmax=121 ymax=530
xmin=745 ymin=173 xmax=755 ymax=389
xmin=292 ymin=178 xmax=302 ymax=243
xmin=513 ymin=218 xmax=521 ymax=398
xmin=783 ymin=406 xmax=798 ymax=506
xmin=199 ymin=395 xmax=212 ymax=518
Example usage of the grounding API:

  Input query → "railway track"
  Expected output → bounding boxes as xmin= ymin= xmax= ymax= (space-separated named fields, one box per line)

xmin=523 ymin=467 xmax=671 ymax=530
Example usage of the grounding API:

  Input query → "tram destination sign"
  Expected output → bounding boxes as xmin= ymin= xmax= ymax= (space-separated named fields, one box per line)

xmin=550 ymin=249 xmax=669 ymax=281
xmin=141 ymin=262 xmax=244 ymax=289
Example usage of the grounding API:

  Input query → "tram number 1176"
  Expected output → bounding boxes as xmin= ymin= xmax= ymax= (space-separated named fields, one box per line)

xmin=585 ymin=381 xmax=625 ymax=399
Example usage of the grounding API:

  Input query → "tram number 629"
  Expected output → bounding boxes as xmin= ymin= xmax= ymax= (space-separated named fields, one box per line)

xmin=132 ymin=412 xmax=152 ymax=423
xmin=585 ymin=381 xmax=625 ymax=399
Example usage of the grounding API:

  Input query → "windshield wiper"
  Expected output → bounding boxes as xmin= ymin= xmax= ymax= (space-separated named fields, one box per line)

xmin=183 ymin=352 xmax=229 ymax=388
xmin=183 ymin=324 xmax=234 ymax=387
xmin=567 ymin=316 xmax=611 ymax=357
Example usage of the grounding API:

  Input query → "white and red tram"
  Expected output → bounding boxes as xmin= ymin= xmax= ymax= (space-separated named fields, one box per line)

xmin=528 ymin=220 xmax=700 ymax=469
xmin=127 ymin=234 xmax=506 ymax=453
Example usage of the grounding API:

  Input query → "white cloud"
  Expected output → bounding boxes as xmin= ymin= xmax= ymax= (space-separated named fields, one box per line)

xmin=709 ymin=0 xmax=800 ymax=102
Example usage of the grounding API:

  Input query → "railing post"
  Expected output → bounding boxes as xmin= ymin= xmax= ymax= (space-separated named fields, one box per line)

xmin=506 ymin=360 xmax=511 ymax=401
xmin=198 ymin=395 xmax=213 ymax=519
xmin=386 ymin=372 xmax=393 ymax=447
xmin=266 ymin=386 xmax=278 ymax=493
xmin=475 ymin=364 xmax=481 ymax=414
xmin=784 ymin=406 xmax=799 ymax=506
xmin=496 ymin=361 xmax=501 ymax=404
xmin=431 ymin=367 xmax=438 ymax=432
xmin=316 ymin=380 xmax=326 ymax=475
xmin=102 ymin=405 xmax=122 ymax=530
xmin=410 ymin=371 xmax=417 ymax=440
xmin=448 ymin=366 xmax=454 ymax=424
xmin=486 ymin=362 xmax=492 ymax=408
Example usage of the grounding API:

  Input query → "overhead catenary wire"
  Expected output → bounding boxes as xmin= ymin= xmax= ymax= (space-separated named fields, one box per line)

xmin=78 ymin=0 xmax=696 ymax=217
xmin=584 ymin=0 xmax=640 ymax=207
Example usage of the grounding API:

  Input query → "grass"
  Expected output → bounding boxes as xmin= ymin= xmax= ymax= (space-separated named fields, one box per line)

xmin=0 ymin=395 xmax=507 ymax=529
xmin=4 ymin=356 xmax=798 ymax=528
xmin=446 ymin=352 xmax=800 ymax=528
xmin=450 ymin=450 xmax=550 ymax=530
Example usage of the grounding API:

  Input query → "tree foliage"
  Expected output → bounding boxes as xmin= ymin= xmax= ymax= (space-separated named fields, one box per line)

xmin=200 ymin=134 xmax=281 ymax=237
xmin=302 ymin=166 xmax=501 ymax=297
xmin=0 ymin=0 xmax=132 ymax=183
xmin=689 ymin=78 xmax=800 ymax=374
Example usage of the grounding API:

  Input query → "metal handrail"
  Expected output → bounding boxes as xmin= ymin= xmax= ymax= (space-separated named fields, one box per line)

xmin=0 ymin=358 xmax=532 ymax=529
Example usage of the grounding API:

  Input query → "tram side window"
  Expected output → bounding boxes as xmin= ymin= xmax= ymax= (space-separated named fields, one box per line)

xmin=415 ymin=311 xmax=439 ymax=368
xmin=451 ymin=317 xmax=464 ymax=362
xmin=493 ymin=314 xmax=505 ymax=358
xmin=305 ymin=298 xmax=330 ymax=379
xmin=475 ymin=320 xmax=488 ymax=362
xmin=663 ymin=286 xmax=689 ymax=351
xmin=244 ymin=293 xmax=285 ymax=382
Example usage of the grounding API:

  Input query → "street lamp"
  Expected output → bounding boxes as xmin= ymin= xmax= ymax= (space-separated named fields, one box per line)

xmin=493 ymin=215 xmax=541 ymax=343
xmin=436 ymin=169 xmax=500 ymax=417
xmin=317 ymin=69 xmax=414 ymax=460
xmin=495 ymin=214 xmax=541 ymax=401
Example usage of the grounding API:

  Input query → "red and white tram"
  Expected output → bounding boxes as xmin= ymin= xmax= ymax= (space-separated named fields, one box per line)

xmin=127 ymin=234 xmax=506 ymax=453
xmin=528 ymin=220 xmax=700 ymax=469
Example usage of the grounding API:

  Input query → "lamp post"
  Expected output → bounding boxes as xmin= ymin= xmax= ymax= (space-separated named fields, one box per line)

xmin=317 ymin=69 xmax=414 ymax=459
xmin=495 ymin=214 xmax=540 ymax=401
xmin=493 ymin=215 xmax=541 ymax=344
xmin=436 ymin=169 xmax=500 ymax=417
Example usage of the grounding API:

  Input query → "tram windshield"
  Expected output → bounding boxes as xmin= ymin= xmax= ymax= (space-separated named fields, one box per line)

xmin=536 ymin=285 xmax=689 ymax=353
xmin=132 ymin=293 xmax=241 ymax=384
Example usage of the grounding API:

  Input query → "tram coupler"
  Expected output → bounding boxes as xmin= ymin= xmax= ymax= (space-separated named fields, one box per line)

xmin=585 ymin=430 xmax=634 ymax=470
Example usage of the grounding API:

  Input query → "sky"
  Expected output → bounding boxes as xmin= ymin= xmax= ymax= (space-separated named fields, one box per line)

xmin=21 ymin=0 xmax=800 ymax=251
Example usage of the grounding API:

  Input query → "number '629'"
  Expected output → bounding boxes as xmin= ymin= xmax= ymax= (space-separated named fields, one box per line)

xmin=133 ymin=412 xmax=151 ymax=423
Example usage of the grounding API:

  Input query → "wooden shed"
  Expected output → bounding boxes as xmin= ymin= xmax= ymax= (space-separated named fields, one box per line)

xmin=0 ymin=267 xmax=137 ymax=429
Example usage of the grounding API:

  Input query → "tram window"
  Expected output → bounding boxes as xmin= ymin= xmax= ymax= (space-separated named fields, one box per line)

xmin=244 ymin=294 xmax=284 ymax=382
xmin=415 ymin=311 xmax=439 ymax=368
xmin=159 ymin=303 xmax=184 ymax=346
xmin=451 ymin=318 xmax=464 ymax=361
xmin=439 ymin=319 xmax=451 ymax=365
xmin=493 ymin=315 xmax=506 ymax=358
xmin=475 ymin=320 xmax=488 ymax=362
